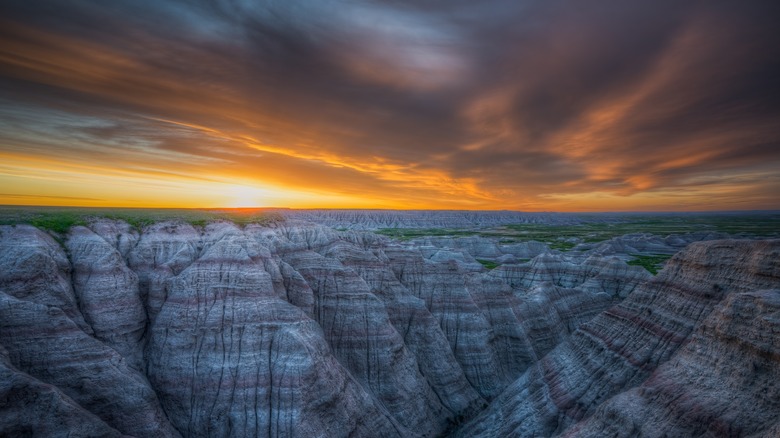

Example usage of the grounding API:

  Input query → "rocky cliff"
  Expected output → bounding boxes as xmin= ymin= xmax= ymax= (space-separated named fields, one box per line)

xmin=0 ymin=220 xmax=777 ymax=437
xmin=455 ymin=239 xmax=780 ymax=437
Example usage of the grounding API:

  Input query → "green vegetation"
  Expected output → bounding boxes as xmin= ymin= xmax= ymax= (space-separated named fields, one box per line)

xmin=476 ymin=259 xmax=499 ymax=270
xmin=373 ymin=213 xmax=780 ymax=251
xmin=627 ymin=254 xmax=673 ymax=275
xmin=375 ymin=228 xmax=478 ymax=240
xmin=26 ymin=213 xmax=88 ymax=234
xmin=0 ymin=206 xmax=284 ymax=233
xmin=548 ymin=241 xmax=577 ymax=251
xmin=498 ymin=214 xmax=780 ymax=243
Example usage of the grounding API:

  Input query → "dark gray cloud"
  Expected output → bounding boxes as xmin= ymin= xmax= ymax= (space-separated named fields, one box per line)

xmin=0 ymin=0 xmax=778 ymax=210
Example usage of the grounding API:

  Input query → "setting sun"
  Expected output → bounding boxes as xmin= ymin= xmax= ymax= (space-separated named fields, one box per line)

xmin=1 ymin=2 xmax=780 ymax=436
xmin=0 ymin=1 xmax=778 ymax=211
xmin=225 ymin=185 xmax=265 ymax=208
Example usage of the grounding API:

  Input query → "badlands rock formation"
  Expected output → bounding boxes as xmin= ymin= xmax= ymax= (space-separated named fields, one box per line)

xmin=276 ymin=209 xmax=579 ymax=230
xmin=455 ymin=239 xmax=780 ymax=437
xmin=0 ymin=217 xmax=778 ymax=437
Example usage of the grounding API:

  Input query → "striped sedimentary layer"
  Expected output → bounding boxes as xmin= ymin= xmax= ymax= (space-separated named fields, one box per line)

xmin=0 ymin=221 xmax=777 ymax=437
xmin=455 ymin=239 xmax=780 ymax=437
xmin=561 ymin=288 xmax=780 ymax=437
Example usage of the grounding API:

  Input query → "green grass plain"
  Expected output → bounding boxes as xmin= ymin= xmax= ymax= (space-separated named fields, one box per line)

xmin=375 ymin=228 xmax=479 ymax=240
xmin=627 ymin=254 xmax=673 ymax=275
xmin=0 ymin=206 xmax=283 ymax=233
xmin=376 ymin=213 xmax=780 ymax=251
xmin=3 ymin=207 xmax=778 ymax=250
xmin=476 ymin=259 xmax=500 ymax=270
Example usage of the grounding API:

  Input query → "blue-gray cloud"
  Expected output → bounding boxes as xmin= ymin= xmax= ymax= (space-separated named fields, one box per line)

xmin=0 ymin=0 xmax=779 ymax=209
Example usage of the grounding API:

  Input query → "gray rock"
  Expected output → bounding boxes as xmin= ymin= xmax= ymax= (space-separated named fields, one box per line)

xmin=0 ymin=225 xmax=91 ymax=333
xmin=2 ymin=217 xmax=777 ymax=438
xmin=563 ymin=288 xmax=780 ymax=437
xmin=87 ymin=219 xmax=140 ymax=259
xmin=145 ymin=224 xmax=406 ymax=437
xmin=67 ymin=225 xmax=146 ymax=369
xmin=455 ymin=239 xmax=780 ymax=437
xmin=0 ymin=292 xmax=179 ymax=437
xmin=0 ymin=344 xmax=125 ymax=438
xmin=128 ymin=221 xmax=200 ymax=323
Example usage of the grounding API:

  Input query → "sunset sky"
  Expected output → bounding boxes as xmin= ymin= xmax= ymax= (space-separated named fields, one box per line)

xmin=1 ymin=0 xmax=779 ymax=211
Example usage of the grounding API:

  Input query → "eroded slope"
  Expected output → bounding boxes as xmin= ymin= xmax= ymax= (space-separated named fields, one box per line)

xmin=0 ymin=220 xmax=777 ymax=437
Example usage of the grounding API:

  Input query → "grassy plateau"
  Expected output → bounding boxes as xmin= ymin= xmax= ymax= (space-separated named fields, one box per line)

xmin=377 ymin=213 xmax=779 ymax=274
xmin=377 ymin=213 xmax=780 ymax=248
xmin=0 ymin=206 xmax=283 ymax=233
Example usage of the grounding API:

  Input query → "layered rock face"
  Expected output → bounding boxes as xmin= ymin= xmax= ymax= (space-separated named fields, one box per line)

xmin=1 ymin=220 xmax=778 ymax=438
xmin=144 ymin=223 xmax=404 ymax=437
xmin=562 ymin=289 xmax=780 ymax=437
xmin=0 ymin=226 xmax=179 ymax=438
xmin=0 ymin=343 xmax=123 ymax=437
xmin=67 ymin=225 xmax=146 ymax=369
xmin=456 ymin=239 xmax=780 ymax=437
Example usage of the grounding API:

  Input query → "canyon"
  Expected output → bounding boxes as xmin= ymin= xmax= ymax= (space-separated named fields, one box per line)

xmin=0 ymin=212 xmax=778 ymax=437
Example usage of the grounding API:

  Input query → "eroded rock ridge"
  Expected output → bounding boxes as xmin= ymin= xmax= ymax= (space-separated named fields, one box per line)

xmin=0 ymin=219 xmax=777 ymax=437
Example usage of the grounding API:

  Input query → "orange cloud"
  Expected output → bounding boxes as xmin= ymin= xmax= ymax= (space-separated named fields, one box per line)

xmin=0 ymin=1 xmax=778 ymax=212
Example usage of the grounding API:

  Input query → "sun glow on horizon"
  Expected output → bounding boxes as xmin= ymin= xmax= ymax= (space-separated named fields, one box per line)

xmin=0 ymin=0 xmax=778 ymax=212
xmin=225 ymin=185 xmax=266 ymax=208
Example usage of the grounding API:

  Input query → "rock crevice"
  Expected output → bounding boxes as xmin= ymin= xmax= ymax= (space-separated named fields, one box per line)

xmin=1 ymin=220 xmax=778 ymax=437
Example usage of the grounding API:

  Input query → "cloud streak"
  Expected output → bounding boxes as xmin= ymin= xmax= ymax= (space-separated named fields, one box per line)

xmin=0 ymin=0 xmax=778 ymax=210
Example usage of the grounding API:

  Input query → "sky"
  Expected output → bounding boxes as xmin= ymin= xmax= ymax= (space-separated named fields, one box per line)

xmin=1 ymin=0 xmax=779 ymax=211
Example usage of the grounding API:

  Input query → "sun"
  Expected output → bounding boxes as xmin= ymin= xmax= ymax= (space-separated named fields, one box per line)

xmin=226 ymin=185 xmax=263 ymax=208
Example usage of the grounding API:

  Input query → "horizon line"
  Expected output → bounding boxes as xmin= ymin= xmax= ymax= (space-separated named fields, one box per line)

xmin=1 ymin=204 xmax=778 ymax=215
